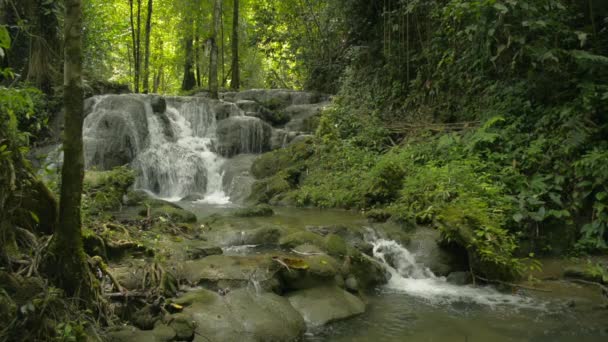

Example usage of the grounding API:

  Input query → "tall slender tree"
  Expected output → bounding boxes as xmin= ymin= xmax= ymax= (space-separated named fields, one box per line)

xmin=231 ymin=0 xmax=240 ymax=90
xmin=50 ymin=0 xmax=92 ymax=298
xmin=209 ymin=0 xmax=221 ymax=99
xmin=143 ymin=0 xmax=153 ymax=93
xmin=129 ymin=0 xmax=142 ymax=92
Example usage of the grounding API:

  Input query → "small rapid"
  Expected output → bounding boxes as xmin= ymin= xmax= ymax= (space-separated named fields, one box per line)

xmin=368 ymin=235 xmax=539 ymax=309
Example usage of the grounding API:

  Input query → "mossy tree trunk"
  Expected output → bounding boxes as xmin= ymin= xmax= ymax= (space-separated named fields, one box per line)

xmin=209 ymin=0 xmax=221 ymax=99
xmin=49 ymin=0 xmax=93 ymax=299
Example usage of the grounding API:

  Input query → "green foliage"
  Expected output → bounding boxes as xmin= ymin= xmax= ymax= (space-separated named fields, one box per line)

xmin=82 ymin=166 xmax=135 ymax=218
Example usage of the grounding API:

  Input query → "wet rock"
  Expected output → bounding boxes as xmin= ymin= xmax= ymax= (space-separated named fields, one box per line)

xmin=446 ymin=271 xmax=473 ymax=285
xmin=206 ymin=226 xmax=283 ymax=247
xmin=106 ymin=326 xmax=157 ymax=342
xmin=279 ymin=231 xmax=325 ymax=249
xmin=407 ymin=226 xmax=465 ymax=276
xmin=287 ymin=286 xmax=365 ymax=326
xmin=182 ymin=288 xmax=306 ymax=342
xmin=133 ymin=304 xmax=161 ymax=330
xmin=280 ymin=252 xmax=342 ymax=290
xmin=187 ymin=246 xmax=223 ymax=260
xmin=345 ymin=276 xmax=359 ymax=292
xmin=181 ymin=255 xmax=280 ymax=291
xmin=168 ymin=314 xmax=195 ymax=341
xmin=212 ymin=101 xmax=241 ymax=121
xmin=140 ymin=205 xmax=197 ymax=223
xmin=236 ymin=99 xmax=262 ymax=113
xmin=83 ymin=95 xmax=149 ymax=170
xmin=348 ymin=251 xmax=390 ymax=289
xmin=216 ymin=116 xmax=272 ymax=157
xmin=234 ymin=205 xmax=274 ymax=217
xmin=150 ymin=96 xmax=166 ymax=114
xmin=324 ymin=234 xmax=348 ymax=258
xmin=221 ymin=154 xmax=257 ymax=204
xmin=283 ymin=102 xmax=328 ymax=133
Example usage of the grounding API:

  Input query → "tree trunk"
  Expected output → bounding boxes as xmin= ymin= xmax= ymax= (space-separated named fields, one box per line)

xmin=220 ymin=1 xmax=225 ymax=87
xmin=129 ymin=0 xmax=138 ymax=92
xmin=209 ymin=0 xmax=221 ymax=99
xmin=231 ymin=0 xmax=240 ymax=90
xmin=182 ymin=37 xmax=196 ymax=91
xmin=50 ymin=0 xmax=93 ymax=299
xmin=135 ymin=0 xmax=142 ymax=92
xmin=143 ymin=0 xmax=153 ymax=93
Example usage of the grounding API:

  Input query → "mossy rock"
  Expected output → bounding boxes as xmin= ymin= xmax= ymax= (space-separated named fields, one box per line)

xmin=168 ymin=314 xmax=195 ymax=341
xmin=139 ymin=205 xmax=197 ymax=223
xmin=249 ymin=176 xmax=292 ymax=204
xmin=279 ymin=248 xmax=342 ymax=290
xmin=251 ymin=138 xmax=314 ymax=180
xmin=324 ymin=234 xmax=348 ymax=258
xmin=347 ymin=249 xmax=389 ymax=290
xmin=84 ymin=167 xmax=135 ymax=214
xmin=171 ymin=289 xmax=218 ymax=307
xmin=279 ymin=231 xmax=325 ymax=249
xmin=123 ymin=190 xmax=149 ymax=206
xmin=233 ymin=204 xmax=274 ymax=217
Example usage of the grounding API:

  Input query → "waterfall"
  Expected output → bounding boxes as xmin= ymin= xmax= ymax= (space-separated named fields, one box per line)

xmin=367 ymin=232 xmax=538 ymax=308
xmin=82 ymin=94 xmax=268 ymax=204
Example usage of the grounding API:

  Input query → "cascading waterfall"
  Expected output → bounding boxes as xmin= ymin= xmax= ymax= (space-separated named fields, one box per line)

xmin=367 ymin=232 xmax=539 ymax=308
xmin=133 ymin=99 xmax=229 ymax=203
xmin=82 ymin=94 xmax=272 ymax=204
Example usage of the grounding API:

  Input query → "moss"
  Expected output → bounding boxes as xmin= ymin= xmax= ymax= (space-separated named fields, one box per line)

xmin=139 ymin=205 xmax=197 ymax=223
xmin=249 ymin=175 xmax=292 ymax=204
xmin=279 ymin=231 xmax=325 ymax=249
xmin=233 ymin=204 xmax=274 ymax=217
xmin=324 ymin=234 xmax=348 ymax=258
xmin=83 ymin=166 xmax=135 ymax=215
xmin=82 ymin=228 xmax=107 ymax=259
xmin=171 ymin=289 xmax=217 ymax=307
xmin=251 ymin=137 xmax=314 ymax=179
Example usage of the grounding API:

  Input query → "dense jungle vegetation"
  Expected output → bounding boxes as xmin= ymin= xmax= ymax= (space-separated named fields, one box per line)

xmin=1 ymin=0 xmax=608 ymax=341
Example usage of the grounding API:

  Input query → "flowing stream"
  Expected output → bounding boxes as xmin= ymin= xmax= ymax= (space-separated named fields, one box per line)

xmin=75 ymin=92 xmax=607 ymax=341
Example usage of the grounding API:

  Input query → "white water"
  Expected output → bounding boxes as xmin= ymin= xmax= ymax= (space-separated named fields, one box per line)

xmin=369 ymin=236 xmax=539 ymax=309
xmin=133 ymin=100 xmax=231 ymax=204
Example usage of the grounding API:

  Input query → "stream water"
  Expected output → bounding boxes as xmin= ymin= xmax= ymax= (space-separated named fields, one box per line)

xmin=77 ymin=93 xmax=607 ymax=341
xmin=178 ymin=205 xmax=608 ymax=342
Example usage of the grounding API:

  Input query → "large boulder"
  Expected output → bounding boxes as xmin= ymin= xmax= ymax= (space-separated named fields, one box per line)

xmin=406 ymin=227 xmax=467 ymax=276
xmin=180 ymin=255 xmax=280 ymax=291
xmin=287 ymin=286 xmax=365 ymax=326
xmin=221 ymin=154 xmax=257 ymax=204
xmin=175 ymin=288 xmax=306 ymax=342
xmin=283 ymin=103 xmax=328 ymax=133
xmin=83 ymin=95 xmax=150 ymax=170
xmin=216 ymin=117 xmax=272 ymax=157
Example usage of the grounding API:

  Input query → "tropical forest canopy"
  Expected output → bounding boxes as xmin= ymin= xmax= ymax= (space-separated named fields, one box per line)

xmin=1 ymin=0 xmax=608 ymax=341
